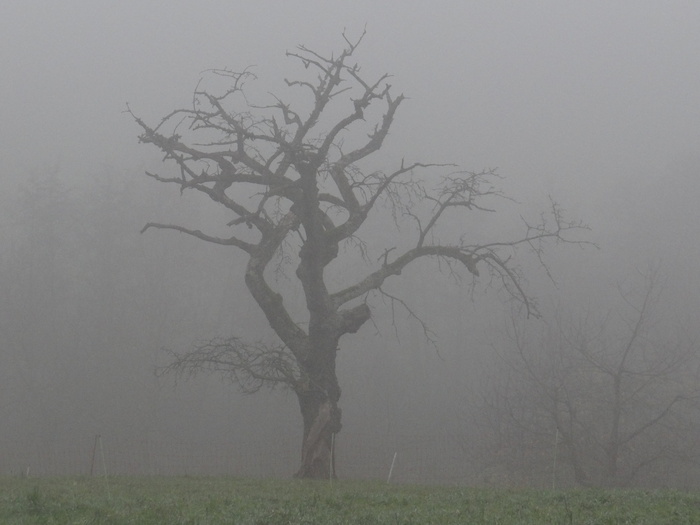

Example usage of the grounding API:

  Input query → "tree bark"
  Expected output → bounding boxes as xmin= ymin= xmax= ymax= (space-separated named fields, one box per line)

xmin=294 ymin=348 xmax=341 ymax=479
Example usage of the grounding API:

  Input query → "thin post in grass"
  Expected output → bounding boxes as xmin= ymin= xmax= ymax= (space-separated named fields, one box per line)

xmin=551 ymin=428 xmax=559 ymax=490
xmin=90 ymin=434 xmax=99 ymax=476
xmin=97 ymin=435 xmax=111 ymax=500
xmin=387 ymin=452 xmax=397 ymax=483
xmin=330 ymin=433 xmax=335 ymax=481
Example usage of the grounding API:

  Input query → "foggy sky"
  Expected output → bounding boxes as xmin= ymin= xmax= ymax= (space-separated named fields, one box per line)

xmin=1 ymin=1 xmax=700 ymax=482
xmin=3 ymin=2 xmax=699 ymax=206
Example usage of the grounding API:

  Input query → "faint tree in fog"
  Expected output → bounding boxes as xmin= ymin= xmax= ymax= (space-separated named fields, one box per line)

xmin=0 ymin=171 xmax=194 ymax=445
xmin=482 ymin=266 xmax=700 ymax=487
xmin=130 ymin=31 xmax=585 ymax=479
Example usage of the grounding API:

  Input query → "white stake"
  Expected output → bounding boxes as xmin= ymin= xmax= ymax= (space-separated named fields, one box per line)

xmin=98 ymin=435 xmax=111 ymax=500
xmin=387 ymin=452 xmax=397 ymax=483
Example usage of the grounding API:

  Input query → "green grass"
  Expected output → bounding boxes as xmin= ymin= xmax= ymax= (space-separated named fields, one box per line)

xmin=0 ymin=477 xmax=699 ymax=524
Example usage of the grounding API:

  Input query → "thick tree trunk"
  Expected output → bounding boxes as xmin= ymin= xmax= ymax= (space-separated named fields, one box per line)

xmin=294 ymin=350 xmax=342 ymax=479
xmin=295 ymin=396 xmax=340 ymax=479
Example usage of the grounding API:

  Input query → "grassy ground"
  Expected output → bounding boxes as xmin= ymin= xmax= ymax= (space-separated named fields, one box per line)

xmin=1 ymin=476 xmax=699 ymax=524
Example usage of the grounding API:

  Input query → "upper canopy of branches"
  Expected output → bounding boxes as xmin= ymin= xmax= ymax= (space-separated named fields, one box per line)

xmin=130 ymin=30 xmax=588 ymax=332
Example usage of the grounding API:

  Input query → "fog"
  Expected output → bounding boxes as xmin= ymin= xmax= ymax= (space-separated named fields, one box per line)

xmin=1 ymin=1 xmax=699 ymax=486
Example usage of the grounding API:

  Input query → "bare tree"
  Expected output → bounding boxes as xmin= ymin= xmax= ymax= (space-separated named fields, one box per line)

xmin=482 ymin=266 xmax=700 ymax=487
xmin=130 ymin=32 xmax=583 ymax=479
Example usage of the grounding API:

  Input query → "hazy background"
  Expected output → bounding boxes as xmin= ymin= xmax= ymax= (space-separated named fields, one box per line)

xmin=1 ymin=1 xmax=699 ymax=484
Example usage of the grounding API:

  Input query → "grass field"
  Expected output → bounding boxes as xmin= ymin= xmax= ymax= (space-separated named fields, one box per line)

xmin=1 ymin=476 xmax=700 ymax=524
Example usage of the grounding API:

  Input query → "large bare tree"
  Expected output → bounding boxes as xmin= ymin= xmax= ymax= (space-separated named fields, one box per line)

xmin=130 ymin=32 xmax=582 ymax=479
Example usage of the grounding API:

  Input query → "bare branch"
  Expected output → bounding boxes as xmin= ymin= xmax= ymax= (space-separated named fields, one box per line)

xmin=158 ymin=337 xmax=301 ymax=394
xmin=330 ymin=245 xmax=480 ymax=309
xmin=140 ymin=222 xmax=255 ymax=253
xmin=376 ymin=287 xmax=438 ymax=349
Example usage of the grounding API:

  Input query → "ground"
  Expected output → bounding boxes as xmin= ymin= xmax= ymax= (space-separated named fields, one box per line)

xmin=1 ymin=476 xmax=699 ymax=524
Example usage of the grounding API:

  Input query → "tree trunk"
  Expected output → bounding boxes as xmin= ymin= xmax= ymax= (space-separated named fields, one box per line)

xmin=294 ymin=350 xmax=342 ymax=479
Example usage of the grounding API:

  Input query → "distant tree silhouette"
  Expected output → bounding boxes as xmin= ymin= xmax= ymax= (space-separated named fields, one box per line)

xmin=482 ymin=266 xmax=700 ymax=487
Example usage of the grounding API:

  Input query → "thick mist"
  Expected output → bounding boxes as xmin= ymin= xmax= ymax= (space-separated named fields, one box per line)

xmin=1 ymin=1 xmax=699 ymax=486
